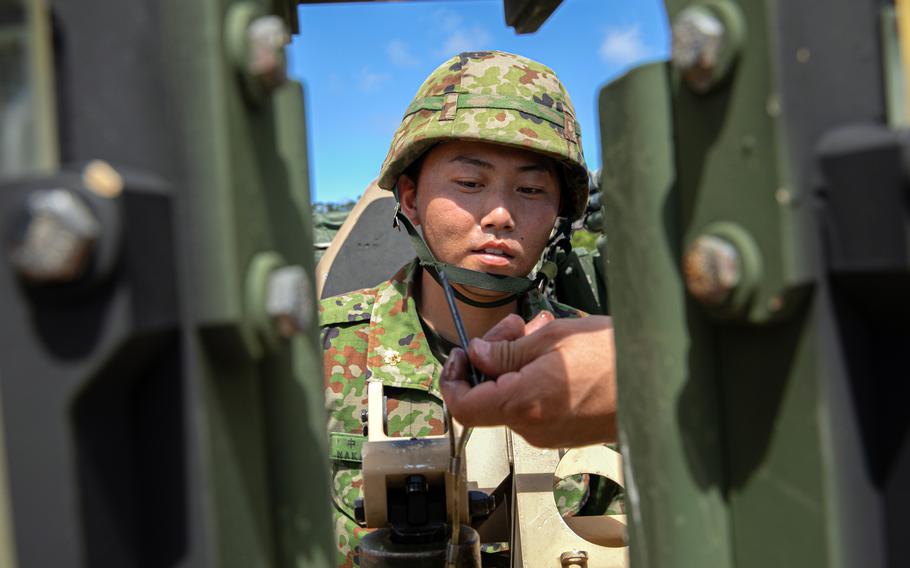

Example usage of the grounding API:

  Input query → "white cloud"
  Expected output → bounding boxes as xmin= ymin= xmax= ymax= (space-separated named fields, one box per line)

xmin=433 ymin=8 xmax=463 ymax=32
xmin=440 ymin=26 xmax=492 ymax=57
xmin=426 ymin=7 xmax=491 ymax=57
xmin=358 ymin=68 xmax=391 ymax=92
xmin=387 ymin=39 xmax=419 ymax=68
xmin=599 ymin=25 xmax=649 ymax=65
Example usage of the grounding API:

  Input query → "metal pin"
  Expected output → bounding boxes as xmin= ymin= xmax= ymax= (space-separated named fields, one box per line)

xmin=437 ymin=270 xmax=486 ymax=386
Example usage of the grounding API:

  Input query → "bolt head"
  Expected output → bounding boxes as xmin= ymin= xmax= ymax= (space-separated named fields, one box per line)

xmin=468 ymin=490 xmax=496 ymax=519
xmin=266 ymin=265 xmax=312 ymax=338
xmin=560 ymin=550 xmax=589 ymax=568
xmin=246 ymin=15 xmax=289 ymax=92
xmin=683 ymin=234 xmax=741 ymax=306
xmin=10 ymin=188 xmax=100 ymax=283
xmin=672 ymin=6 xmax=726 ymax=92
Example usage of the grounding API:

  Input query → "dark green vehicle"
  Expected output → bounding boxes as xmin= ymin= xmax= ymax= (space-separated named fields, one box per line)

xmin=1 ymin=0 xmax=907 ymax=566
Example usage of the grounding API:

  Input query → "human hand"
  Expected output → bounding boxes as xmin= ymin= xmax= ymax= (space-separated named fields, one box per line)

xmin=440 ymin=313 xmax=617 ymax=448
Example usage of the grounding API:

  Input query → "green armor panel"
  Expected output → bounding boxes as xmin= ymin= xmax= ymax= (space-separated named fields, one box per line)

xmin=0 ymin=1 xmax=333 ymax=566
xmin=603 ymin=1 xmax=910 ymax=567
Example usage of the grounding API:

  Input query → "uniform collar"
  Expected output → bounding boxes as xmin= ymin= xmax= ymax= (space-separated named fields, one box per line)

xmin=364 ymin=260 xmax=555 ymax=397
xmin=365 ymin=261 xmax=442 ymax=396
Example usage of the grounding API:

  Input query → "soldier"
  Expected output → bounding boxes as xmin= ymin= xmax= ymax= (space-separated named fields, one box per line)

xmin=320 ymin=51 xmax=612 ymax=567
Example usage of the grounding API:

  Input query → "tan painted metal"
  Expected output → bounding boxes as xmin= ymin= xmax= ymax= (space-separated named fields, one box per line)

xmin=358 ymin=384 xmax=628 ymax=566
xmin=314 ymin=180 xmax=388 ymax=298
xmin=360 ymin=379 xmax=468 ymax=528
xmin=466 ymin=426 xmax=511 ymax=491
xmin=510 ymin=435 xmax=628 ymax=568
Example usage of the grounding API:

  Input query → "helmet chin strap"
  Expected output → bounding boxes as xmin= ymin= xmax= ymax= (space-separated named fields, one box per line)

xmin=392 ymin=185 xmax=569 ymax=309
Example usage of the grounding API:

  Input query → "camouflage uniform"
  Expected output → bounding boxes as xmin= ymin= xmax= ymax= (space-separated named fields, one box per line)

xmin=322 ymin=261 xmax=588 ymax=567
xmin=323 ymin=50 xmax=619 ymax=567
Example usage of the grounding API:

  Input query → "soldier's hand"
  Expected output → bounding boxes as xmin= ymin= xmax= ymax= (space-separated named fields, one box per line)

xmin=440 ymin=313 xmax=617 ymax=448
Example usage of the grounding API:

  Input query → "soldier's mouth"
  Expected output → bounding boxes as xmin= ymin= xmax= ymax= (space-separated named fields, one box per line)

xmin=471 ymin=249 xmax=514 ymax=267
xmin=473 ymin=248 xmax=514 ymax=258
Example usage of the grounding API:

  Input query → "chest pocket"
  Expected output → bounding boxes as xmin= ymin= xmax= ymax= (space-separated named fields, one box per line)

xmin=328 ymin=385 xmax=445 ymax=521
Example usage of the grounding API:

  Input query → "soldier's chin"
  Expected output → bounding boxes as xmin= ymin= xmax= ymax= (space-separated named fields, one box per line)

xmin=453 ymin=282 xmax=520 ymax=303
xmin=463 ymin=259 xmax=528 ymax=279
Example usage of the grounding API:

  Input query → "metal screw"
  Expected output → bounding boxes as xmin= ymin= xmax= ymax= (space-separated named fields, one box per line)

xmin=672 ymin=6 xmax=727 ymax=93
xmin=246 ymin=15 xmax=289 ymax=93
xmin=468 ymin=490 xmax=496 ymax=520
xmin=82 ymin=160 xmax=123 ymax=199
xmin=266 ymin=265 xmax=312 ymax=338
xmin=10 ymin=188 xmax=100 ymax=283
xmin=683 ymin=234 xmax=741 ymax=306
xmin=560 ymin=550 xmax=589 ymax=568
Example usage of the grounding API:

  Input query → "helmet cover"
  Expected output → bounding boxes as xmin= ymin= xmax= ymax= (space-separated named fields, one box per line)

xmin=378 ymin=51 xmax=589 ymax=220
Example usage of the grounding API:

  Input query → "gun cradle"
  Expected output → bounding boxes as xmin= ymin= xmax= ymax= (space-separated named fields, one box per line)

xmin=360 ymin=379 xmax=629 ymax=567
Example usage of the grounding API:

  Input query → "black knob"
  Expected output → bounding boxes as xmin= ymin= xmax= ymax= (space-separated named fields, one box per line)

xmin=354 ymin=498 xmax=365 ymax=524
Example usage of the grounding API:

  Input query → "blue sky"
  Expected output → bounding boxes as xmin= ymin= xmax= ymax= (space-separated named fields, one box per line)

xmin=287 ymin=0 xmax=669 ymax=203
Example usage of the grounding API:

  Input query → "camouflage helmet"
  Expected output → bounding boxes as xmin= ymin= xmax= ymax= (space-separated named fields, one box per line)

xmin=378 ymin=51 xmax=589 ymax=220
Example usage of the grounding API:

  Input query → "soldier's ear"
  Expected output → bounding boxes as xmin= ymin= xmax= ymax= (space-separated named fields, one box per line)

xmin=398 ymin=174 xmax=420 ymax=226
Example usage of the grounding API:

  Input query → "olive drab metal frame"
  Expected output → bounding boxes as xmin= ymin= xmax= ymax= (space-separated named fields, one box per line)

xmin=4 ymin=0 xmax=908 ymax=567
xmin=603 ymin=1 xmax=910 ymax=567
xmin=0 ymin=0 xmax=332 ymax=566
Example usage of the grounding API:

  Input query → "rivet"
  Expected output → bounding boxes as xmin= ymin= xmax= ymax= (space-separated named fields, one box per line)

xmin=266 ymin=265 xmax=313 ymax=338
xmin=774 ymin=188 xmax=792 ymax=205
xmin=671 ymin=6 xmax=727 ymax=93
xmin=9 ymin=188 xmax=100 ymax=283
xmin=82 ymin=160 xmax=123 ymax=199
xmin=560 ymin=550 xmax=588 ymax=568
xmin=766 ymin=94 xmax=781 ymax=118
xmin=683 ymin=234 xmax=741 ymax=307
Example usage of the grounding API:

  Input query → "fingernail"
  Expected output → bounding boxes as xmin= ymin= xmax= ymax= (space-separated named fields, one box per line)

xmin=472 ymin=339 xmax=490 ymax=359
xmin=441 ymin=348 xmax=460 ymax=381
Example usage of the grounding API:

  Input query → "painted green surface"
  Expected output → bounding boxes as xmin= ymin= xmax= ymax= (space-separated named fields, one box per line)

xmin=159 ymin=1 xmax=333 ymax=565
xmin=664 ymin=1 xmax=829 ymax=566
xmin=601 ymin=61 xmax=733 ymax=568
xmin=604 ymin=2 xmax=838 ymax=566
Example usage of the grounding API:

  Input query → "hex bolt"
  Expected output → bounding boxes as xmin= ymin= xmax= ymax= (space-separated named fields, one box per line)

xmin=682 ymin=234 xmax=742 ymax=306
xmin=560 ymin=550 xmax=589 ymax=568
xmin=671 ymin=5 xmax=728 ymax=93
xmin=10 ymin=188 xmax=100 ymax=283
xmin=246 ymin=15 xmax=289 ymax=93
xmin=468 ymin=490 xmax=496 ymax=520
xmin=265 ymin=265 xmax=313 ymax=338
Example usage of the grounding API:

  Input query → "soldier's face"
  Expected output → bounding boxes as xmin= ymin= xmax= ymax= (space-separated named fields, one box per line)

xmin=398 ymin=140 xmax=561 ymax=279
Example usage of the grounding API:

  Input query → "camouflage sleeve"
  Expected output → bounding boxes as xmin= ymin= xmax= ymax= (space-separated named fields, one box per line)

xmin=555 ymin=443 xmax=626 ymax=519
xmin=554 ymin=473 xmax=590 ymax=517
